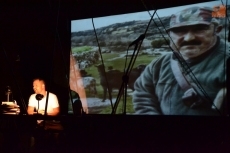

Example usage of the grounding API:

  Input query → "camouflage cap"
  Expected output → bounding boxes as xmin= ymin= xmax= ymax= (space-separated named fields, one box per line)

xmin=167 ymin=6 xmax=219 ymax=31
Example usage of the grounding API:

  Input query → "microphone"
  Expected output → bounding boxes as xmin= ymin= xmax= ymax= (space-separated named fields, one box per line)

xmin=5 ymin=86 xmax=12 ymax=102
xmin=35 ymin=94 xmax=44 ymax=101
xmin=129 ymin=34 xmax=145 ymax=47
xmin=35 ymin=94 xmax=43 ymax=114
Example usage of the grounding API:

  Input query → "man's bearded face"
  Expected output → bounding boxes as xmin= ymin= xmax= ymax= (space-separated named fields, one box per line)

xmin=169 ymin=24 xmax=217 ymax=60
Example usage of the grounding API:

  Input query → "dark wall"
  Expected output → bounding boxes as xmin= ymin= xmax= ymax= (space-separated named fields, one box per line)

xmin=0 ymin=1 xmax=70 ymax=114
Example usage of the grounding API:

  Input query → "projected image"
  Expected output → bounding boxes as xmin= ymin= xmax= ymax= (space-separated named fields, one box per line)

xmin=70 ymin=0 xmax=229 ymax=115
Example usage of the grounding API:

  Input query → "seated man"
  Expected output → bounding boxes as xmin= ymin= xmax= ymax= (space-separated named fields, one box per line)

xmin=27 ymin=78 xmax=60 ymax=116
xmin=27 ymin=78 xmax=62 ymax=151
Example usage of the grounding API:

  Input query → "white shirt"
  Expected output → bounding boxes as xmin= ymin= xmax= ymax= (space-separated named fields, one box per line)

xmin=28 ymin=92 xmax=59 ymax=114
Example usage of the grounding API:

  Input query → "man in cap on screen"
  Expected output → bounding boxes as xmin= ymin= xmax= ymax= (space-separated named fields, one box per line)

xmin=132 ymin=6 xmax=229 ymax=115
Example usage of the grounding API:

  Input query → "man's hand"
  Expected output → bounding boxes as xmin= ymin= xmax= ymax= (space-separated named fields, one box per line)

xmin=38 ymin=110 xmax=45 ymax=115
xmin=212 ymin=88 xmax=226 ymax=110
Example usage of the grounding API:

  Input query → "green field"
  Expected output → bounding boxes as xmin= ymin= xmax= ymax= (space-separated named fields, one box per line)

xmin=72 ymin=46 xmax=92 ymax=53
xmin=82 ymin=52 xmax=157 ymax=114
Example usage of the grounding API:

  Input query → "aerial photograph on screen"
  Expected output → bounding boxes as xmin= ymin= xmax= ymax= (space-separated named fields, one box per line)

xmin=69 ymin=0 xmax=229 ymax=115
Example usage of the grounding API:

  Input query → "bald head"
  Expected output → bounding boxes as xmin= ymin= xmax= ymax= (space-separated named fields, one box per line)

xmin=33 ymin=78 xmax=46 ymax=95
